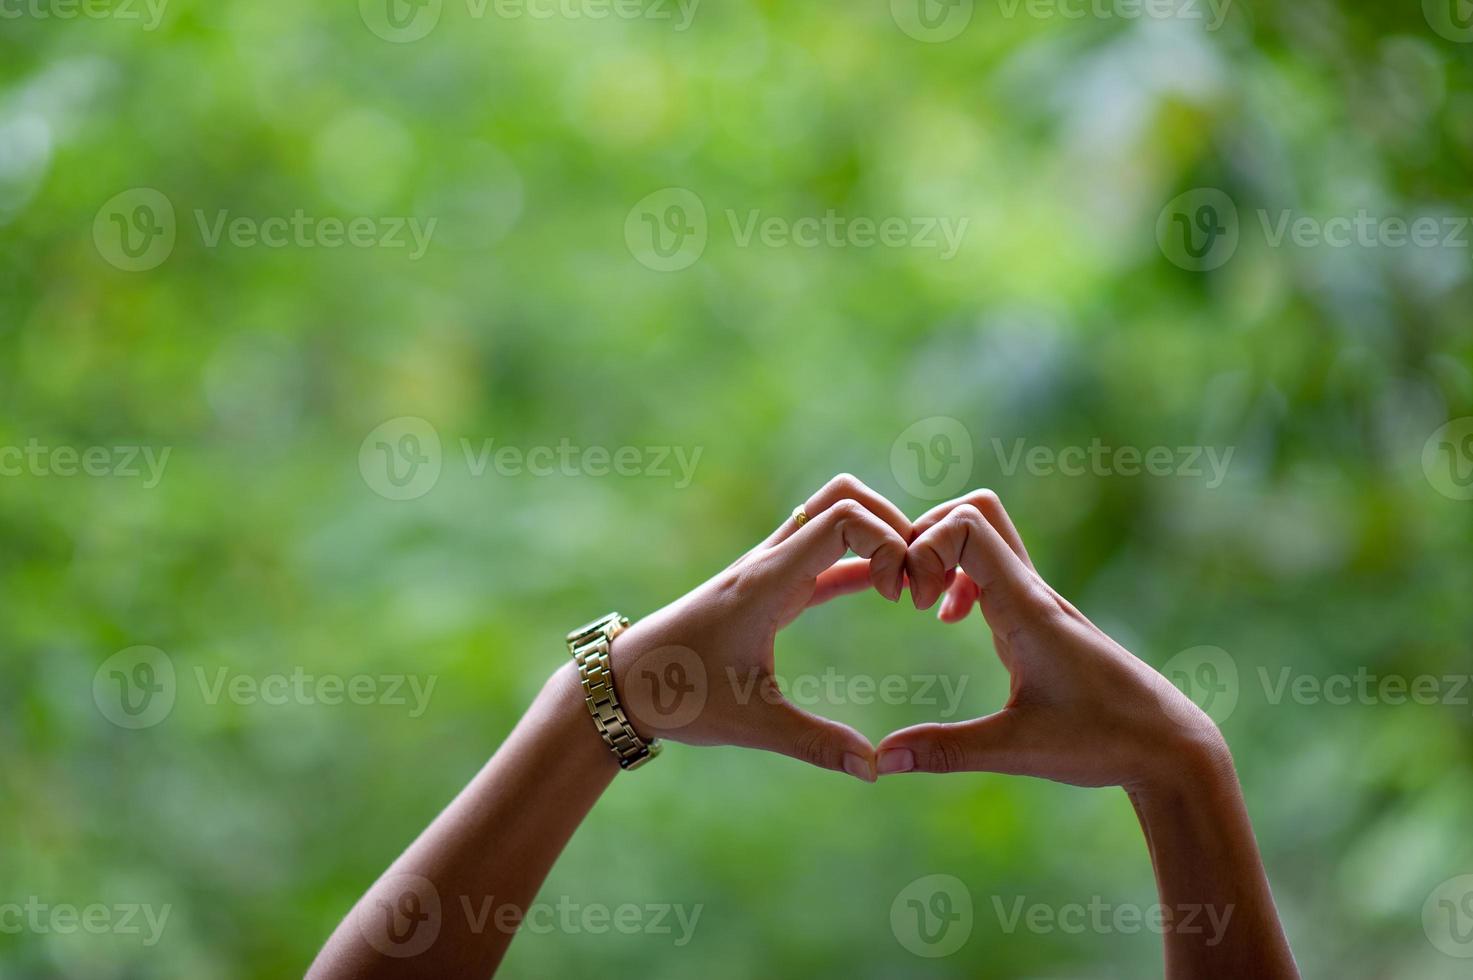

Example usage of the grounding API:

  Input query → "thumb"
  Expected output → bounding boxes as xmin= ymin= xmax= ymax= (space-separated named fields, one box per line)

xmin=754 ymin=699 xmax=878 ymax=783
xmin=876 ymin=711 xmax=1024 ymax=775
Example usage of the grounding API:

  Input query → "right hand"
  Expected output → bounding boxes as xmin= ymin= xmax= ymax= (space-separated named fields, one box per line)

xmin=876 ymin=489 xmax=1230 ymax=792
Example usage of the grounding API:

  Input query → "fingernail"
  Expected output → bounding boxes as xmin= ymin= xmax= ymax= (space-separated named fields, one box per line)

xmin=938 ymin=593 xmax=955 ymax=620
xmin=843 ymin=752 xmax=876 ymax=783
xmin=877 ymin=748 xmax=915 ymax=775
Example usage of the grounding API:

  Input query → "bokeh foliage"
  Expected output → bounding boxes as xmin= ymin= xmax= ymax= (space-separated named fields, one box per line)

xmin=2 ymin=0 xmax=1473 ymax=976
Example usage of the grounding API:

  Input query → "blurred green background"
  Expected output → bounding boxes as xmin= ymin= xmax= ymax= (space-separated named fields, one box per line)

xmin=3 ymin=0 xmax=1473 ymax=976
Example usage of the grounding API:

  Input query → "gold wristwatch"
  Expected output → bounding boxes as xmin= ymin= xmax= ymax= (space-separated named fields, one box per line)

xmin=566 ymin=612 xmax=661 ymax=771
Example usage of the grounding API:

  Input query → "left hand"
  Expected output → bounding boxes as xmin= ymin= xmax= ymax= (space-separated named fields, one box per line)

xmin=607 ymin=474 xmax=913 ymax=782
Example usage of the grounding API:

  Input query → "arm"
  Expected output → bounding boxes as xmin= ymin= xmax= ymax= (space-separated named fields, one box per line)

xmin=308 ymin=474 xmax=913 ymax=979
xmin=875 ymin=489 xmax=1298 ymax=979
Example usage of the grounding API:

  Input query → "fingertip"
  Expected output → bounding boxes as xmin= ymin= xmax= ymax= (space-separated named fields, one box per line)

xmin=843 ymin=752 xmax=877 ymax=783
xmin=939 ymin=598 xmax=970 ymax=623
xmin=877 ymin=747 xmax=915 ymax=775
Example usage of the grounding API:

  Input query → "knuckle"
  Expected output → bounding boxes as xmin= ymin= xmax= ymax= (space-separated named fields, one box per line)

xmin=793 ymin=726 xmax=833 ymax=770
xmin=924 ymin=733 xmax=966 ymax=774
xmin=949 ymin=503 xmax=986 ymax=529
xmin=828 ymin=498 xmax=866 ymax=524
xmin=968 ymin=488 xmax=1001 ymax=513
xmin=825 ymin=472 xmax=862 ymax=496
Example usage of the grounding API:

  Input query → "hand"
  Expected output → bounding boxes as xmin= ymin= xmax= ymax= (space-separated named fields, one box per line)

xmin=608 ymin=474 xmax=913 ymax=782
xmin=876 ymin=489 xmax=1228 ymax=790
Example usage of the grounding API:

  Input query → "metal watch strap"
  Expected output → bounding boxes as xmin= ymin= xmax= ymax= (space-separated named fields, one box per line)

xmin=566 ymin=612 xmax=661 ymax=771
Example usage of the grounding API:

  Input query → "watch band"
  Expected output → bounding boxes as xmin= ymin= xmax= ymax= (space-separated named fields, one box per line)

xmin=566 ymin=612 xmax=662 ymax=771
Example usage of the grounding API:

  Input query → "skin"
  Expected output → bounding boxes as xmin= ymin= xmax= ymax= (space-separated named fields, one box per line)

xmin=878 ymin=489 xmax=1300 ymax=978
xmin=308 ymin=475 xmax=1298 ymax=979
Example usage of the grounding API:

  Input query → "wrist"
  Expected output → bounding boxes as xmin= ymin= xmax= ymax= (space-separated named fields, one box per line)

xmin=606 ymin=626 xmax=654 ymax=741
xmin=565 ymin=612 xmax=665 ymax=770
xmin=1132 ymin=725 xmax=1237 ymax=810
xmin=544 ymin=661 xmax=621 ymax=770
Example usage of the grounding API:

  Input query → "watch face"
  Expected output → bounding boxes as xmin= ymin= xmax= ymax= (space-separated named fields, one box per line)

xmin=566 ymin=612 xmax=619 ymax=644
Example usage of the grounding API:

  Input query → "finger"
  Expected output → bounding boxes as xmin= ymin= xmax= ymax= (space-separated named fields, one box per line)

xmin=913 ymin=488 xmax=1035 ymax=570
xmin=808 ymin=558 xmax=874 ymax=607
xmin=763 ymin=473 xmax=913 ymax=548
xmin=913 ymin=490 xmax=1035 ymax=622
xmin=752 ymin=698 xmax=878 ymax=782
xmin=905 ymin=504 xmax=1045 ymax=635
xmin=772 ymin=499 xmax=908 ymax=602
xmin=875 ymin=712 xmax=1025 ymax=775
xmin=937 ymin=571 xmax=979 ymax=623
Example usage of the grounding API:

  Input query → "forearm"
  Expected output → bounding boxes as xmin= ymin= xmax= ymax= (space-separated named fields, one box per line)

xmin=1128 ymin=740 xmax=1298 ymax=980
xmin=309 ymin=663 xmax=617 ymax=979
